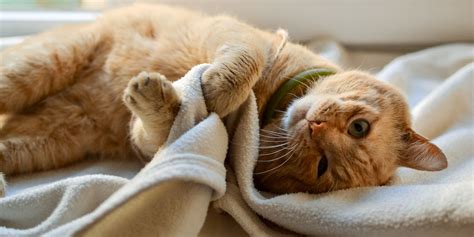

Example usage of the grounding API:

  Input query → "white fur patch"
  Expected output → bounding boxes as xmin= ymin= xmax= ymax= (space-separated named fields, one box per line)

xmin=282 ymin=105 xmax=294 ymax=130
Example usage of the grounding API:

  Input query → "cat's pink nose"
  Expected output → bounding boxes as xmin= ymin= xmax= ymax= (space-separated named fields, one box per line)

xmin=308 ymin=120 xmax=326 ymax=136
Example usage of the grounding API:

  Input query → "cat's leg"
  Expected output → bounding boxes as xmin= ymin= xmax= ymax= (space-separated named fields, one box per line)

xmin=0 ymin=104 xmax=96 ymax=175
xmin=202 ymin=45 xmax=265 ymax=117
xmin=123 ymin=72 xmax=180 ymax=159
xmin=198 ymin=17 xmax=270 ymax=117
xmin=0 ymin=24 xmax=104 ymax=113
xmin=0 ymin=131 xmax=93 ymax=176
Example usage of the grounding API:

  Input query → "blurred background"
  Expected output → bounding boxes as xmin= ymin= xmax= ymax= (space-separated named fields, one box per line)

xmin=1 ymin=0 xmax=472 ymax=42
xmin=0 ymin=2 xmax=471 ymax=236
xmin=0 ymin=0 xmax=473 ymax=69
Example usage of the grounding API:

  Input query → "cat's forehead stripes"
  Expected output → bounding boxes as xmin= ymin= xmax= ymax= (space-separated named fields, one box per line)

xmin=312 ymin=72 xmax=409 ymax=116
xmin=340 ymin=101 xmax=380 ymax=116
xmin=324 ymin=72 xmax=392 ymax=96
xmin=338 ymin=89 xmax=384 ymax=106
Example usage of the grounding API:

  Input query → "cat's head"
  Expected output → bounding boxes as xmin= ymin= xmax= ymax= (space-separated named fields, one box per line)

xmin=254 ymin=70 xmax=447 ymax=194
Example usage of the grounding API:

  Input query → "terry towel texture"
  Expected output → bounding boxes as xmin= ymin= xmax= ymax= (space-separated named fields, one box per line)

xmin=221 ymin=44 xmax=474 ymax=236
xmin=1 ymin=43 xmax=473 ymax=236
xmin=0 ymin=64 xmax=229 ymax=236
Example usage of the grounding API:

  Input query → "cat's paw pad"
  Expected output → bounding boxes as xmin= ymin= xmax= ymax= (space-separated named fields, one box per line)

xmin=123 ymin=72 xmax=180 ymax=115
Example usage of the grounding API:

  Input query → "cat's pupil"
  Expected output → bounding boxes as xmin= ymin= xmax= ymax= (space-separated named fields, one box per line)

xmin=348 ymin=119 xmax=370 ymax=138
xmin=317 ymin=154 xmax=328 ymax=178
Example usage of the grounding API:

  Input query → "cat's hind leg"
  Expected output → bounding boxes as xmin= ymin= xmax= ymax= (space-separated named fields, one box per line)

xmin=0 ymin=101 xmax=97 ymax=175
xmin=0 ymin=24 xmax=105 ymax=113
xmin=2 ymin=135 xmax=90 ymax=176
xmin=123 ymin=72 xmax=181 ymax=159
xmin=0 ymin=130 xmax=93 ymax=176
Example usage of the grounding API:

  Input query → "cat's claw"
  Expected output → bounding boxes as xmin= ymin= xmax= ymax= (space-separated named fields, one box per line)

xmin=123 ymin=71 xmax=180 ymax=117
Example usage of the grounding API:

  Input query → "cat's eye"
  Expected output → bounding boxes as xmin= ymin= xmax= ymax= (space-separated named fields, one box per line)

xmin=317 ymin=154 xmax=328 ymax=178
xmin=348 ymin=119 xmax=370 ymax=138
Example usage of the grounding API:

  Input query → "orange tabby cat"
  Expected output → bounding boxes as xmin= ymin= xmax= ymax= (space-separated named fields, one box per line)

xmin=0 ymin=4 xmax=446 ymax=196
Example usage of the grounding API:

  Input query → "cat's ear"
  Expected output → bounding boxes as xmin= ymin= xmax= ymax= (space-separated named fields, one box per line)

xmin=399 ymin=128 xmax=448 ymax=171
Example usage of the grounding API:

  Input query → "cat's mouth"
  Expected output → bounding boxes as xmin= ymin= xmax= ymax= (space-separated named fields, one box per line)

xmin=299 ymin=119 xmax=330 ymax=178
xmin=317 ymin=153 xmax=329 ymax=178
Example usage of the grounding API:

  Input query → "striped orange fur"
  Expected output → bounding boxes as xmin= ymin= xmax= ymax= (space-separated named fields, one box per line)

xmin=0 ymin=4 xmax=446 ymax=195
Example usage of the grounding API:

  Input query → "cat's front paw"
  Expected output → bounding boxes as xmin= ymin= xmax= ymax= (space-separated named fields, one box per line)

xmin=202 ymin=66 xmax=258 ymax=117
xmin=123 ymin=71 xmax=180 ymax=118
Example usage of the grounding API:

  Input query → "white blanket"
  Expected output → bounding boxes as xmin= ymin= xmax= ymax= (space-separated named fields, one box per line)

xmin=0 ymin=65 xmax=229 ymax=236
xmin=0 ymin=43 xmax=473 ymax=236
xmin=221 ymin=44 xmax=474 ymax=236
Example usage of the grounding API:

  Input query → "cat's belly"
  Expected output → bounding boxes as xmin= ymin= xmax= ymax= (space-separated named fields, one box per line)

xmin=56 ymin=72 xmax=135 ymax=159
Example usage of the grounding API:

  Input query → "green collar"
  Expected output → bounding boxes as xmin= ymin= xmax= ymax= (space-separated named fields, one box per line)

xmin=262 ymin=68 xmax=336 ymax=126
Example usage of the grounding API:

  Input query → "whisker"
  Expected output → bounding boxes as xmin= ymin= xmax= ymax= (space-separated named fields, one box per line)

xmin=273 ymin=126 xmax=289 ymax=132
xmin=259 ymin=136 xmax=288 ymax=142
xmin=257 ymin=148 xmax=289 ymax=157
xmin=287 ymin=92 xmax=298 ymax=97
xmin=258 ymin=142 xmax=290 ymax=149
xmin=259 ymin=133 xmax=288 ymax=138
xmin=260 ymin=134 xmax=289 ymax=140
xmin=261 ymin=127 xmax=286 ymax=132
xmin=286 ymin=76 xmax=309 ymax=89
xmin=230 ymin=142 xmax=289 ymax=149
xmin=257 ymin=144 xmax=297 ymax=160
xmin=260 ymin=129 xmax=287 ymax=136
xmin=289 ymin=78 xmax=311 ymax=91
xmin=259 ymin=139 xmax=288 ymax=144
xmin=254 ymin=146 xmax=299 ymax=174
xmin=302 ymin=81 xmax=313 ymax=90
xmin=298 ymin=85 xmax=304 ymax=96
xmin=259 ymin=133 xmax=288 ymax=139
xmin=274 ymin=109 xmax=286 ymax=113
xmin=287 ymin=93 xmax=300 ymax=99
